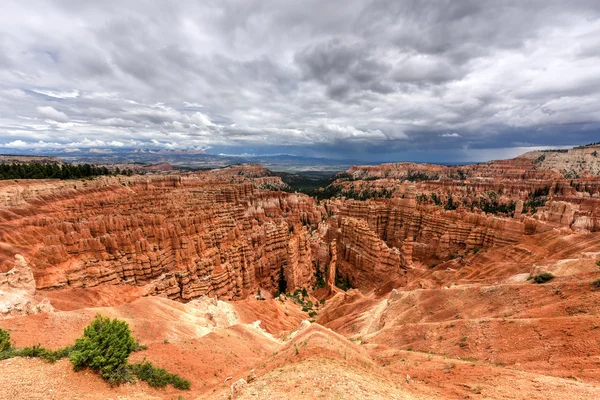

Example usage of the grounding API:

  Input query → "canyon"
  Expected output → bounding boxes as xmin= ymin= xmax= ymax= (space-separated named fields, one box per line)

xmin=0 ymin=146 xmax=599 ymax=399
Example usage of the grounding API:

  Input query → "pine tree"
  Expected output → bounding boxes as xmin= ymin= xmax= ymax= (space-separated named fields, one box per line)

xmin=278 ymin=266 xmax=287 ymax=294
xmin=69 ymin=314 xmax=137 ymax=381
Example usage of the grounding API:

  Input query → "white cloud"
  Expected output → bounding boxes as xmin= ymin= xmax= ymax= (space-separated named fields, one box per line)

xmin=323 ymin=124 xmax=390 ymax=140
xmin=2 ymin=140 xmax=28 ymax=148
xmin=2 ymin=140 xmax=64 ymax=148
xmin=36 ymin=106 xmax=69 ymax=122
xmin=0 ymin=1 xmax=599 ymax=160
xmin=183 ymin=102 xmax=204 ymax=108
xmin=32 ymin=89 xmax=80 ymax=99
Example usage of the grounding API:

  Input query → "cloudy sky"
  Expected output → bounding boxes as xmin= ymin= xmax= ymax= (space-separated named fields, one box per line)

xmin=1 ymin=0 xmax=600 ymax=162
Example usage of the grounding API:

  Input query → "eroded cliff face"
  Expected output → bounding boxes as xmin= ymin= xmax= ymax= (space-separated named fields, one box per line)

xmin=331 ymin=217 xmax=406 ymax=289
xmin=344 ymin=155 xmax=565 ymax=181
xmin=0 ymin=172 xmax=322 ymax=302
xmin=525 ymin=144 xmax=600 ymax=177
xmin=345 ymin=145 xmax=600 ymax=181
xmin=337 ymin=199 xmax=525 ymax=260
xmin=1 ymin=150 xmax=600 ymax=306
xmin=314 ymin=192 xmax=529 ymax=286
xmin=315 ymin=151 xmax=600 ymax=285
xmin=0 ymin=255 xmax=53 ymax=318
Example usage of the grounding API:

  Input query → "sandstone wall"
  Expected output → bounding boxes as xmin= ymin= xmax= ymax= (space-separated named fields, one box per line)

xmin=0 ymin=174 xmax=322 ymax=301
xmin=332 ymin=217 xmax=406 ymax=289
xmin=336 ymin=196 xmax=525 ymax=261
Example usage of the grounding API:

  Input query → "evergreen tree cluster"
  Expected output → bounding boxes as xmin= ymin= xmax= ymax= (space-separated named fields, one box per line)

xmin=406 ymin=169 xmax=440 ymax=181
xmin=472 ymin=197 xmax=516 ymax=215
xmin=316 ymin=186 xmax=394 ymax=200
xmin=0 ymin=162 xmax=123 ymax=180
xmin=313 ymin=260 xmax=327 ymax=289
xmin=574 ymin=141 xmax=600 ymax=149
xmin=335 ymin=270 xmax=353 ymax=291
xmin=417 ymin=191 xmax=517 ymax=216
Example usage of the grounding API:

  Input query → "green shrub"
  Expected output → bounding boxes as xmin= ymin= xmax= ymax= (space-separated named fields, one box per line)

xmin=0 ymin=328 xmax=11 ymax=352
xmin=591 ymin=278 xmax=600 ymax=289
xmin=532 ymin=272 xmax=554 ymax=284
xmin=68 ymin=314 xmax=189 ymax=389
xmin=132 ymin=340 xmax=148 ymax=351
xmin=335 ymin=272 xmax=353 ymax=291
xmin=106 ymin=365 xmax=135 ymax=387
xmin=19 ymin=344 xmax=73 ymax=362
xmin=69 ymin=314 xmax=137 ymax=382
xmin=1 ymin=315 xmax=190 ymax=390
xmin=0 ymin=340 xmax=72 ymax=363
xmin=131 ymin=361 xmax=191 ymax=390
xmin=0 ymin=349 xmax=15 ymax=361
xmin=51 ymin=346 xmax=74 ymax=360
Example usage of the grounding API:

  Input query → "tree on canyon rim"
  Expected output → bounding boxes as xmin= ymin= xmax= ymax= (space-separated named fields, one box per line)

xmin=278 ymin=266 xmax=287 ymax=295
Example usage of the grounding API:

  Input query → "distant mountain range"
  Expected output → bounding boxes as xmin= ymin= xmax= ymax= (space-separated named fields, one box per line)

xmin=6 ymin=146 xmax=538 ymax=173
xmin=0 ymin=148 xmax=359 ymax=173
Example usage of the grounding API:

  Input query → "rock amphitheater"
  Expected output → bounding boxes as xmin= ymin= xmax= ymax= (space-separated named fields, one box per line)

xmin=1 ymin=147 xmax=600 ymax=399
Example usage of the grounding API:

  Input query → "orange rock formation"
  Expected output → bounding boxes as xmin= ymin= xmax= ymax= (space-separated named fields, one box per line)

xmin=0 ymin=171 xmax=321 ymax=303
xmin=1 ymin=150 xmax=600 ymax=399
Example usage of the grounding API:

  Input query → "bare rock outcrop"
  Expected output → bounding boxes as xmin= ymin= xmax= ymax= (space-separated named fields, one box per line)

xmin=0 ymin=255 xmax=53 ymax=318
xmin=526 ymin=144 xmax=600 ymax=177
xmin=333 ymin=217 xmax=405 ymax=289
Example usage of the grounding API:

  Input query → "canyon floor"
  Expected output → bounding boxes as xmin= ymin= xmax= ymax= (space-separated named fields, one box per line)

xmin=1 ymin=147 xmax=600 ymax=399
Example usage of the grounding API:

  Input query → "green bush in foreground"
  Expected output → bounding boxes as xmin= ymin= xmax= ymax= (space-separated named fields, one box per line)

xmin=131 ymin=361 xmax=191 ymax=390
xmin=69 ymin=314 xmax=137 ymax=382
xmin=17 ymin=344 xmax=73 ymax=362
xmin=0 ymin=315 xmax=189 ymax=390
xmin=0 ymin=328 xmax=11 ymax=352
xmin=532 ymin=272 xmax=555 ymax=284
xmin=0 ymin=329 xmax=72 ymax=363
xmin=69 ymin=314 xmax=189 ymax=389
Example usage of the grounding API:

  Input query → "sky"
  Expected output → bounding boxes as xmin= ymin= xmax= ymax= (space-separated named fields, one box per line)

xmin=1 ymin=0 xmax=600 ymax=162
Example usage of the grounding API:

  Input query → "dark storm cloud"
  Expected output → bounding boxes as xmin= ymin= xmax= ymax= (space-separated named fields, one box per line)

xmin=1 ymin=0 xmax=600 ymax=161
